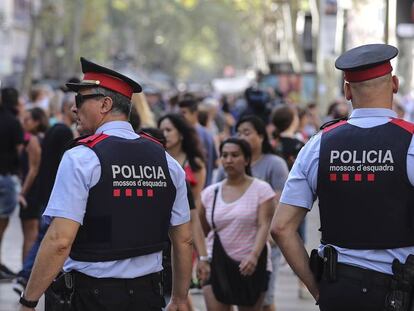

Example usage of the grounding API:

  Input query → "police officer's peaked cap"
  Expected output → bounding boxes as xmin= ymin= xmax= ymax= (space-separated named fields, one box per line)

xmin=335 ymin=44 xmax=398 ymax=82
xmin=66 ymin=57 xmax=142 ymax=99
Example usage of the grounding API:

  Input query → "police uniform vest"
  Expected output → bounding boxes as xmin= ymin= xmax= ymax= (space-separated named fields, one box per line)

xmin=70 ymin=134 xmax=176 ymax=262
xmin=317 ymin=119 xmax=414 ymax=249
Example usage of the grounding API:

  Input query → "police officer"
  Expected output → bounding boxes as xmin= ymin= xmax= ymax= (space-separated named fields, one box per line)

xmin=271 ymin=43 xmax=414 ymax=311
xmin=18 ymin=58 xmax=193 ymax=311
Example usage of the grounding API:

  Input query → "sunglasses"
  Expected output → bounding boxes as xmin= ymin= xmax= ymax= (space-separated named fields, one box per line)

xmin=75 ymin=93 xmax=105 ymax=109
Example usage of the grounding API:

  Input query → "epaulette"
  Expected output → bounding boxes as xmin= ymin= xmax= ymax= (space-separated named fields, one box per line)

xmin=66 ymin=134 xmax=90 ymax=150
xmin=389 ymin=118 xmax=414 ymax=134
xmin=139 ymin=131 xmax=165 ymax=148
xmin=319 ymin=117 xmax=348 ymax=130
xmin=67 ymin=133 xmax=109 ymax=149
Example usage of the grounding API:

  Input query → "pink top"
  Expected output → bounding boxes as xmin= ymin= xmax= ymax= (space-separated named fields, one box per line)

xmin=201 ymin=178 xmax=275 ymax=267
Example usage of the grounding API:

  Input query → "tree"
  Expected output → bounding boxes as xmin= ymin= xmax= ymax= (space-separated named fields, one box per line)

xmin=21 ymin=0 xmax=315 ymax=86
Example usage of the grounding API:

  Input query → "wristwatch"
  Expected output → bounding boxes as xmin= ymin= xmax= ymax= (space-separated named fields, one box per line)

xmin=19 ymin=292 xmax=39 ymax=308
xmin=198 ymin=255 xmax=210 ymax=262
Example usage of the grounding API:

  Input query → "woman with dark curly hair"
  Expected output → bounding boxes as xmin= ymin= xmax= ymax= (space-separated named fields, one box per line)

xmin=158 ymin=113 xmax=206 ymax=202
xmin=158 ymin=113 xmax=208 ymax=310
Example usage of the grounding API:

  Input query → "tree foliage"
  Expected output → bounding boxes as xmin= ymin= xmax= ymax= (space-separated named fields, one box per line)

xmin=33 ymin=0 xmax=301 ymax=82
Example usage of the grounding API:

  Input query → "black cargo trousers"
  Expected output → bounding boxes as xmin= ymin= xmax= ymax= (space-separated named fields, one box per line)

xmin=318 ymin=263 xmax=391 ymax=311
xmin=45 ymin=271 xmax=165 ymax=311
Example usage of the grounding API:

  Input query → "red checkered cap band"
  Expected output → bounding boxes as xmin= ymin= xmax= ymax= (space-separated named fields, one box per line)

xmin=84 ymin=72 xmax=133 ymax=98
xmin=344 ymin=62 xmax=393 ymax=82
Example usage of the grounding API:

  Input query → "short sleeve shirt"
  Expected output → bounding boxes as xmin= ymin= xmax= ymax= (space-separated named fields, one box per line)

xmin=279 ymin=108 xmax=414 ymax=274
xmin=43 ymin=121 xmax=190 ymax=278
xmin=201 ymin=178 xmax=275 ymax=262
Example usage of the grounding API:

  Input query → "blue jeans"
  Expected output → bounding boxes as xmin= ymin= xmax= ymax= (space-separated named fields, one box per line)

xmin=19 ymin=216 xmax=50 ymax=279
xmin=0 ymin=175 xmax=18 ymax=218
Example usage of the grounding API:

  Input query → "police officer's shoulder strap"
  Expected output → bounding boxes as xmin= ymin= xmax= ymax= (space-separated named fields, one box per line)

xmin=67 ymin=133 xmax=110 ymax=149
xmin=319 ymin=117 xmax=348 ymax=132
xmin=389 ymin=118 xmax=414 ymax=134
xmin=139 ymin=131 xmax=164 ymax=148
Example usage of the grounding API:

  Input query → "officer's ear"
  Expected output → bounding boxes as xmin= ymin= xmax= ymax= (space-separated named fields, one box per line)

xmin=100 ymin=96 xmax=113 ymax=113
xmin=392 ymin=75 xmax=399 ymax=94
xmin=344 ymin=82 xmax=352 ymax=100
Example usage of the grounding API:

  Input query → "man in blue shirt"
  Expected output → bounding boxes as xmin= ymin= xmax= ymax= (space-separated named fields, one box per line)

xmin=272 ymin=44 xmax=414 ymax=311
xmin=19 ymin=58 xmax=192 ymax=311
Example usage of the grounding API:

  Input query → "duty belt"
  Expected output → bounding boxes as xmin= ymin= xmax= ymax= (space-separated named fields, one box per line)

xmin=331 ymin=263 xmax=392 ymax=288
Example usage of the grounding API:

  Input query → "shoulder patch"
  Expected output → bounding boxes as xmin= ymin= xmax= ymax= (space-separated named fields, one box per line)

xmin=390 ymin=118 xmax=414 ymax=134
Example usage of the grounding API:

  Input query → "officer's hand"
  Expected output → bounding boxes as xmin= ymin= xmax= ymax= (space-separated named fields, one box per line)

xmin=239 ymin=253 xmax=259 ymax=276
xmin=165 ymin=298 xmax=189 ymax=311
xmin=311 ymin=288 xmax=320 ymax=303
xmin=196 ymin=260 xmax=210 ymax=285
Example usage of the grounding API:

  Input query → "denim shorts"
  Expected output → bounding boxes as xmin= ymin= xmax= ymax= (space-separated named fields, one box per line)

xmin=0 ymin=175 xmax=18 ymax=218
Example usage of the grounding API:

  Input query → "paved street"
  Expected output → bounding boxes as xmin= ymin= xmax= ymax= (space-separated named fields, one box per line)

xmin=0 ymin=205 xmax=320 ymax=311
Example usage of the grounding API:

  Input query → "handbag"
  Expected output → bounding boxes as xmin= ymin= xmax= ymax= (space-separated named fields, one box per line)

xmin=209 ymin=186 xmax=268 ymax=306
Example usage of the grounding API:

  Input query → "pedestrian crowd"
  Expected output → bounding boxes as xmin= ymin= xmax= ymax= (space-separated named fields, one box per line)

xmin=0 ymin=70 xmax=328 ymax=310
xmin=1 ymin=43 xmax=412 ymax=311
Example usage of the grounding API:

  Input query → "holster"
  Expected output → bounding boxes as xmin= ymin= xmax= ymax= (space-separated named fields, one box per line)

xmin=322 ymin=245 xmax=338 ymax=283
xmin=309 ymin=249 xmax=324 ymax=282
xmin=45 ymin=272 xmax=74 ymax=311
xmin=384 ymin=255 xmax=414 ymax=311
